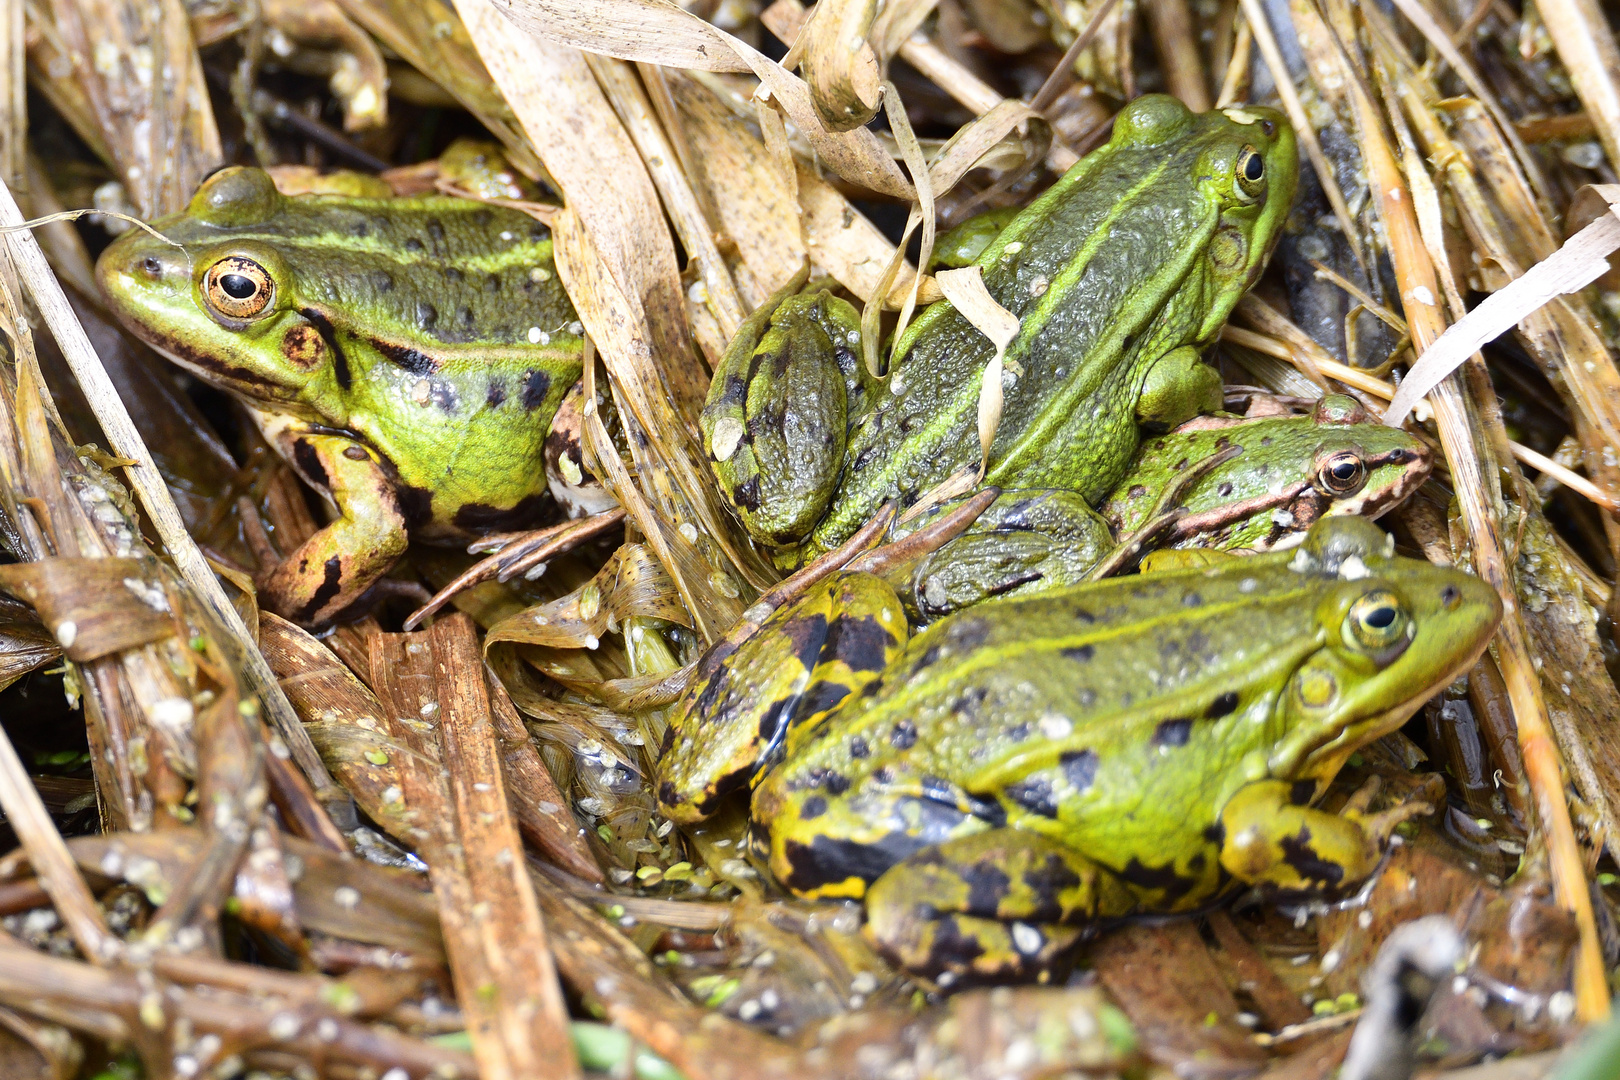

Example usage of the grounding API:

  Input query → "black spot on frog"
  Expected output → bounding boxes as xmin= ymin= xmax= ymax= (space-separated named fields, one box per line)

xmin=822 ymin=615 xmax=896 ymax=674
xmin=521 ymin=370 xmax=553 ymax=411
xmin=1152 ymin=719 xmax=1192 ymax=747
xmin=1005 ymin=777 xmax=1058 ymax=818
xmin=1280 ymin=827 xmax=1342 ymax=886
xmin=1060 ymin=750 xmax=1098 ymax=791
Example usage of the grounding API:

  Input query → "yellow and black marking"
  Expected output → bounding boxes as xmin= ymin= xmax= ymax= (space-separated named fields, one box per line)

xmin=655 ymin=572 xmax=907 ymax=825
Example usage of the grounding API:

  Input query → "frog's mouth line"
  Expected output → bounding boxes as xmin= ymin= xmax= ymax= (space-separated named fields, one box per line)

xmin=140 ymin=334 xmax=291 ymax=400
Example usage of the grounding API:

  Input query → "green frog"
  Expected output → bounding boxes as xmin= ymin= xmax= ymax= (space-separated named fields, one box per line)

xmin=656 ymin=516 xmax=1501 ymax=981
xmin=702 ymin=96 xmax=1298 ymax=572
xmin=888 ymin=395 xmax=1430 ymax=621
xmin=96 ymin=165 xmax=584 ymax=624
xmin=1101 ymin=395 xmax=1432 ymax=553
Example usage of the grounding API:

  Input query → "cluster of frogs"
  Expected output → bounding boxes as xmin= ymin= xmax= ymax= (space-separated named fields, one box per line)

xmin=97 ymin=96 xmax=1502 ymax=984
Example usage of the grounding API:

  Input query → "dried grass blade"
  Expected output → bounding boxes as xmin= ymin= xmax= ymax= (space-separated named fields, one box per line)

xmin=1383 ymin=0 xmax=1553 ymax=216
xmin=528 ymin=867 xmax=812 ymax=1080
xmin=935 ymin=266 xmax=1018 ymax=478
xmin=0 ymin=938 xmax=477 ymax=1077
xmin=1236 ymin=0 xmax=1365 ymax=273
xmin=1516 ymin=0 xmax=1620 ymax=196
xmin=495 ymin=0 xmax=915 ymax=199
xmin=483 ymin=664 xmax=603 ymax=882
xmin=456 ymin=0 xmax=704 ymax=418
xmin=335 ymin=0 xmax=544 ymax=177
xmin=40 ymin=0 xmax=221 ymax=216
xmin=662 ymin=72 xmax=806 ymax=307
xmin=557 ymin=212 xmax=765 ymax=611
xmin=796 ymin=0 xmax=883 ymax=129
xmin=586 ymin=55 xmax=747 ymax=339
xmin=371 ymin=626 xmax=577 ymax=1080
xmin=1383 ymin=212 xmax=1620 ymax=426
xmin=430 ymin=614 xmax=578 ymax=1079
xmin=1 ymin=3 xmax=20 ymax=189
xmin=1345 ymin=52 xmax=1612 ymax=1021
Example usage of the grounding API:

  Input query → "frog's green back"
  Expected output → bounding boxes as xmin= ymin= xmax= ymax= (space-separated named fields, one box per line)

xmin=812 ymin=98 xmax=1297 ymax=550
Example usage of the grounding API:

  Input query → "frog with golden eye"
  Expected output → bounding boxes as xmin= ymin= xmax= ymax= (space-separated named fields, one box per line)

xmin=656 ymin=516 xmax=1501 ymax=982
xmin=97 ymin=166 xmax=585 ymax=624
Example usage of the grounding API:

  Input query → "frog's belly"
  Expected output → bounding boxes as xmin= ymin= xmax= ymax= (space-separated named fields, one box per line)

xmin=360 ymin=415 xmax=556 ymax=544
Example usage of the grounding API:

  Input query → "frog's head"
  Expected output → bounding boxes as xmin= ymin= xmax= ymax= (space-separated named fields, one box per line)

xmin=1105 ymin=96 xmax=1298 ymax=340
xmin=1305 ymin=396 xmax=1433 ymax=523
xmin=1269 ymin=516 xmax=1501 ymax=783
xmin=96 ymin=168 xmax=325 ymax=408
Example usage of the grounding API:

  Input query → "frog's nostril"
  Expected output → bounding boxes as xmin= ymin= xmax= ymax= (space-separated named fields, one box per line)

xmin=1440 ymin=584 xmax=1461 ymax=609
xmin=141 ymin=256 xmax=162 ymax=277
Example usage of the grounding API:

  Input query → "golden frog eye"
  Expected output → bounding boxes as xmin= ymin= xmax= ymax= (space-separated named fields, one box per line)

xmin=1346 ymin=590 xmax=1409 ymax=654
xmin=1315 ymin=450 xmax=1367 ymax=496
xmin=1235 ymin=146 xmax=1266 ymax=201
xmin=203 ymin=256 xmax=275 ymax=320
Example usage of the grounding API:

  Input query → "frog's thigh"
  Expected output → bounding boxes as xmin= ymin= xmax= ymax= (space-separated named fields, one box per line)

xmin=263 ymin=433 xmax=409 ymax=625
xmin=862 ymin=829 xmax=1136 ymax=982
xmin=1217 ymin=779 xmax=1418 ymax=892
xmin=657 ymin=571 xmax=905 ymax=824
xmin=702 ymin=291 xmax=863 ymax=547
xmin=894 ymin=489 xmax=1113 ymax=621
xmin=1136 ymin=346 xmax=1224 ymax=431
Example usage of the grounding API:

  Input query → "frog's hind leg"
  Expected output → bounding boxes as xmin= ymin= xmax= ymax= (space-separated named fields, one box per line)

xmin=886 ymin=489 xmax=1114 ymax=622
xmin=863 ymin=829 xmax=1138 ymax=983
xmin=702 ymin=283 xmax=878 ymax=549
xmin=656 ymin=571 xmax=907 ymax=824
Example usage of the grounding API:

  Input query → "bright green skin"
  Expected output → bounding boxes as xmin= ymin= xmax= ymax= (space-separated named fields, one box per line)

xmin=96 ymin=166 xmax=582 ymax=624
xmin=884 ymin=395 xmax=1431 ymax=622
xmin=1101 ymin=395 xmax=1434 ymax=553
xmin=656 ymin=516 xmax=1501 ymax=981
xmin=703 ymin=96 xmax=1298 ymax=566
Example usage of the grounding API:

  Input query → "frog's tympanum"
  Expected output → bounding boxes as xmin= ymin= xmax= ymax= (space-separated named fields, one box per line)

xmin=702 ymin=96 xmax=1299 ymax=581
xmin=656 ymin=516 xmax=1501 ymax=982
xmin=96 ymin=166 xmax=583 ymax=624
xmin=890 ymin=394 xmax=1430 ymax=621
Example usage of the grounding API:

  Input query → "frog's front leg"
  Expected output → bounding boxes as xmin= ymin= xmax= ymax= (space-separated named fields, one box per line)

xmin=1217 ymin=779 xmax=1433 ymax=892
xmin=656 ymin=571 xmax=907 ymax=824
xmin=863 ymin=830 xmax=1137 ymax=982
xmin=1136 ymin=345 xmax=1225 ymax=432
xmin=261 ymin=430 xmax=408 ymax=626
xmin=702 ymin=286 xmax=879 ymax=549
xmin=886 ymin=489 xmax=1113 ymax=622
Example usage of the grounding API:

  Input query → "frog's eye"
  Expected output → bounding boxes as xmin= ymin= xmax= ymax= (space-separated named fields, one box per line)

xmin=1315 ymin=451 xmax=1367 ymax=496
xmin=202 ymin=256 xmax=275 ymax=320
xmin=1235 ymin=147 xmax=1266 ymax=201
xmin=1345 ymin=590 xmax=1410 ymax=656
